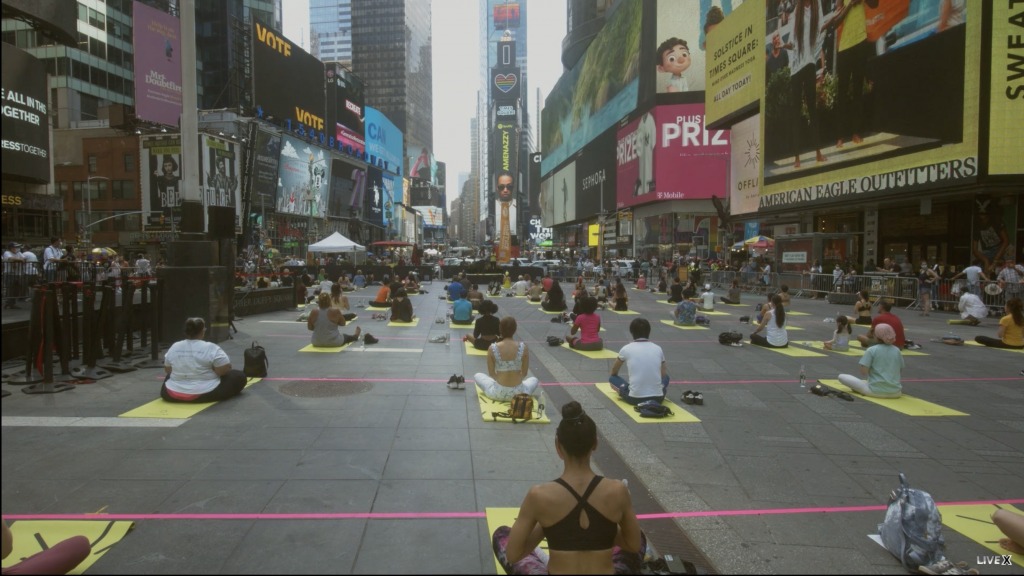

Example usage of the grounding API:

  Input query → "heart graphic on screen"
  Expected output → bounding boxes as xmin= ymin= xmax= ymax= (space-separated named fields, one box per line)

xmin=494 ymin=74 xmax=517 ymax=93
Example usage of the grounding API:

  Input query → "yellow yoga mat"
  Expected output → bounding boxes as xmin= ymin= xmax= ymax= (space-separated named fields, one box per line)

xmin=1 ymin=520 xmax=135 ymax=575
xmin=965 ymin=341 xmax=1024 ymax=354
xmin=387 ymin=318 xmax=420 ymax=327
xmin=485 ymin=508 xmax=549 ymax=574
xmin=118 ymin=378 xmax=262 ymax=419
xmin=938 ymin=504 xmax=1024 ymax=567
xmin=609 ymin=309 xmax=640 ymax=315
xmin=476 ymin=388 xmax=550 ymax=424
xmin=787 ymin=326 xmax=805 ymax=331
xmin=538 ymin=308 xmax=566 ymax=314
xmin=594 ymin=382 xmax=700 ymax=423
xmin=465 ymin=340 xmax=488 ymax=356
xmin=559 ymin=342 xmax=619 ymax=359
xmin=788 ymin=311 xmax=811 ymax=316
xmin=817 ymin=379 xmax=967 ymax=417
xmin=745 ymin=342 xmax=826 ymax=357
xmin=659 ymin=319 xmax=708 ymax=331
xmin=299 ymin=342 xmax=355 ymax=353
xmin=366 ymin=304 xmax=390 ymax=310
xmin=794 ymin=342 xmax=928 ymax=357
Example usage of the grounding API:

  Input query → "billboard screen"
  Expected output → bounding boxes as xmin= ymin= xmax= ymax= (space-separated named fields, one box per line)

xmin=491 ymin=66 xmax=521 ymax=102
xmin=541 ymin=0 xmax=642 ymax=174
xmin=408 ymin=146 xmax=437 ymax=184
xmin=758 ymin=0 xmax=979 ymax=208
xmin=704 ymin=0 xmax=763 ymax=126
xmin=1 ymin=43 xmax=50 ymax=183
xmin=198 ymin=135 xmax=243 ymax=231
xmin=415 ymin=206 xmax=445 ymax=228
xmin=250 ymin=130 xmax=281 ymax=208
xmin=528 ymin=153 xmax=542 ymax=217
xmin=275 ymin=134 xmax=331 ymax=217
xmin=252 ymin=21 xmax=325 ymax=133
xmin=328 ymin=158 xmax=366 ymax=218
xmin=729 ymin=113 xmax=760 ymax=215
xmin=132 ymin=2 xmax=183 ymax=126
xmin=989 ymin=1 xmax=1024 ymax=175
xmin=326 ymin=64 xmax=366 ymax=156
xmin=140 ymin=135 xmax=181 ymax=230
xmin=494 ymin=3 xmax=520 ymax=28
xmin=540 ymin=161 xmax=576 ymax=227
xmin=616 ymin=103 xmax=730 ymax=210
xmin=654 ymin=0 xmax=745 ymax=95
xmin=365 ymin=106 xmax=404 ymax=180
xmin=366 ymin=167 xmax=386 ymax=227
xmin=574 ymin=127 xmax=617 ymax=221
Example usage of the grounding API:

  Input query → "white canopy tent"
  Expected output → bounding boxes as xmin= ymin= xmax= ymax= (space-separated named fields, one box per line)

xmin=308 ymin=232 xmax=365 ymax=254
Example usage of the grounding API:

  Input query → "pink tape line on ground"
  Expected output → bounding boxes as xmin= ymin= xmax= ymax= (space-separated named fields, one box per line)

xmin=8 ymin=499 xmax=1022 ymax=522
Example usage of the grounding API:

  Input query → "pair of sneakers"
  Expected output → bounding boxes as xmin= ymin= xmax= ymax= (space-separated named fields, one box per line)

xmin=680 ymin=391 xmax=704 ymax=405
xmin=446 ymin=374 xmax=465 ymax=389
xmin=371 ymin=313 xmax=388 ymax=321
xmin=429 ymin=334 xmax=449 ymax=344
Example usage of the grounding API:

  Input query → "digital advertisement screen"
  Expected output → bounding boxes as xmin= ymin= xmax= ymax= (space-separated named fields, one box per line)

xmin=491 ymin=66 xmax=521 ymax=102
xmin=573 ymin=127 xmax=617 ymax=220
xmin=252 ymin=21 xmax=326 ymax=133
xmin=198 ymin=135 xmax=242 ymax=231
xmin=540 ymin=161 xmax=576 ymax=227
xmin=704 ymin=0 xmax=762 ymax=127
xmin=989 ymin=0 xmax=1024 ymax=176
xmin=1 ymin=43 xmax=50 ymax=183
xmin=415 ymin=206 xmax=445 ymax=228
xmin=528 ymin=153 xmax=542 ymax=217
xmin=250 ymin=130 xmax=281 ymax=208
xmin=326 ymin=63 xmax=366 ymax=155
xmin=758 ymin=0 xmax=979 ymax=207
xmin=140 ymin=135 xmax=182 ymax=230
xmin=275 ymin=134 xmax=331 ymax=217
xmin=364 ymin=106 xmax=404 ymax=178
xmin=328 ymin=158 xmax=366 ymax=218
xmin=494 ymin=3 xmax=520 ymax=28
xmin=541 ymin=0 xmax=642 ymax=175
xmin=616 ymin=103 xmax=729 ymax=210
xmin=729 ymin=113 xmax=761 ymax=216
xmin=408 ymin=146 xmax=437 ymax=184
xmin=654 ymin=0 xmax=746 ymax=95
xmin=365 ymin=167 xmax=386 ymax=227
xmin=132 ymin=1 xmax=182 ymax=127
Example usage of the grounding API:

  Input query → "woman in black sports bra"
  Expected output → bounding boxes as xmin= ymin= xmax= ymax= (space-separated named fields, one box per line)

xmin=492 ymin=401 xmax=643 ymax=574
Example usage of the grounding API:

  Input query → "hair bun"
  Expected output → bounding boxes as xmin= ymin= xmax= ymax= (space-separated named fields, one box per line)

xmin=561 ymin=401 xmax=583 ymax=420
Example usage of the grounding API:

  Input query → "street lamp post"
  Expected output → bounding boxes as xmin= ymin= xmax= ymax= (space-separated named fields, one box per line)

xmin=83 ymin=175 xmax=111 ymax=249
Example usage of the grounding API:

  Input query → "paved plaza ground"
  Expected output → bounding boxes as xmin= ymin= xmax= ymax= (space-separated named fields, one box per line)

xmin=2 ymin=281 xmax=1022 ymax=574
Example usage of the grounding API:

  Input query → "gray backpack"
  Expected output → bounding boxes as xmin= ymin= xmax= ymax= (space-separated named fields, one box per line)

xmin=878 ymin=474 xmax=946 ymax=570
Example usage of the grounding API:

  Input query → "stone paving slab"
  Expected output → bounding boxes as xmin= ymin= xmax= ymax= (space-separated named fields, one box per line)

xmin=2 ymin=284 xmax=1022 ymax=574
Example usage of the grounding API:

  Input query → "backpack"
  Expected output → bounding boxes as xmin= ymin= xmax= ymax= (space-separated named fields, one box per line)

xmin=695 ymin=316 xmax=711 ymax=326
xmin=492 ymin=393 xmax=542 ymax=423
xmin=243 ymin=341 xmax=269 ymax=377
xmin=878 ymin=473 xmax=946 ymax=571
xmin=546 ymin=336 xmax=564 ymax=346
xmin=634 ymin=400 xmax=673 ymax=418
xmin=718 ymin=331 xmax=743 ymax=345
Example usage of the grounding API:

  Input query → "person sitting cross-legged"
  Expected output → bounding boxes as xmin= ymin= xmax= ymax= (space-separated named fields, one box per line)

xmin=371 ymin=280 xmax=392 ymax=308
xmin=447 ymin=275 xmax=465 ymax=302
xmin=750 ymin=294 xmax=788 ymax=348
xmin=490 ymin=401 xmax=644 ymax=575
xmin=542 ymin=281 xmax=568 ymax=312
xmin=838 ymin=323 xmax=903 ymax=398
xmin=671 ymin=298 xmax=697 ymax=326
xmin=162 ymin=317 xmax=248 ymax=403
xmin=566 ymin=296 xmax=603 ymax=351
xmin=974 ymin=297 xmax=1024 ymax=350
xmin=667 ymin=277 xmax=684 ymax=303
xmin=857 ymin=299 xmax=906 ymax=349
xmin=993 ymin=508 xmax=1024 ymax=556
xmin=697 ymin=284 xmax=715 ymax=311
xmin=719 ymin=279 xmax=742 ymax=304
xmin=528 ymin=279 xmax=544 ymax=303
xmin=329 ymin=283 xmax=357 ymax=322
xmin=465 ymin=300 xmax=500 ymax=350
xmin=451 ymin=289 xmax=474 ymax=325
xmin=473 ymin=317 xmax=540 ymax=401
xmin=609 ymin=319 xmax=670 ymax=405
xmin=467 ymin=283 xmax=485 ymax=310
xmin=390 ymin=288 xmax=415 ymax=323
xmin=308 ymin=292 xmax=361 ymax=348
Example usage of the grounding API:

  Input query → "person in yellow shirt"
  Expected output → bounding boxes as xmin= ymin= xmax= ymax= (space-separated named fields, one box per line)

xmin=974 ymin=298 xmax=1024 ymax=350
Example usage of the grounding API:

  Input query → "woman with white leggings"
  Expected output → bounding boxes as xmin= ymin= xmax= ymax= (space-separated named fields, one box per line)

xmin=473 ymin=316 xmax=540 ymax=401
xmin=838 ymin=323 xmax=904 ymax=398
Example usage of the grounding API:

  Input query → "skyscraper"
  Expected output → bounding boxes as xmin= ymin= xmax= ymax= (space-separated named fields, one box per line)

xmin=309 ymin=0 xmax=353 ymax=67
xmin=351 ymin=0 xmax=433 ymax=171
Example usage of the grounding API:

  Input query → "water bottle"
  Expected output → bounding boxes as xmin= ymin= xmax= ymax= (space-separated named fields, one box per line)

xmin=799 ymin=365 xmax=806 ymax=388
xmin=446 ymin=329 xmax=450 ymax=347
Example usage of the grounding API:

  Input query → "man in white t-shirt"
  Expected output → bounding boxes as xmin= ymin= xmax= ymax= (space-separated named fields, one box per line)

xmin=609 ymin=319 xmax=669 ymax=405
xmin=42 ymin=236 xmax=66 ymax=281
xmin=698 ymin=284 xmax=715 ymax=311
xmin=135 ymin=253 xmax=151 ymax=277
xmin=635 ymin=112 xmax=656 ymax=197
xmin=951 ymin=260 xmax=990 ymax=296
xmin=512 ymin=276 xmax=529 ymax=296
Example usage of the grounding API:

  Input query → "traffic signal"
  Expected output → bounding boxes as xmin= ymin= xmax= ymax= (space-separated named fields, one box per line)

xmin=160 ymin=214 xmax=165 ymax=226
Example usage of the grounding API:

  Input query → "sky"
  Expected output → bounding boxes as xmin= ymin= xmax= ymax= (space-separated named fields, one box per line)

xmin=283 ymin=0 xmax=567 ymax=212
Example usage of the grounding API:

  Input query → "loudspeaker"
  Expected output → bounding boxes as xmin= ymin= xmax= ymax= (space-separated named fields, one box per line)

xmin=179 ymin=201 xmax=205 ymax=233
xmin=208 ymin=206 xmax=235 ymax=238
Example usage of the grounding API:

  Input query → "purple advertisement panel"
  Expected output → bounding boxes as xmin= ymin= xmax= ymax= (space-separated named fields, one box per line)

xmin=132 ymin=1 xmax=182 ymax=126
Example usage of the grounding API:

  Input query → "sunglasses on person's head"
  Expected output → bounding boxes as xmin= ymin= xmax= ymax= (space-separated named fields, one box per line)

xmin=497 ymin=184 xmax=513 ymax=191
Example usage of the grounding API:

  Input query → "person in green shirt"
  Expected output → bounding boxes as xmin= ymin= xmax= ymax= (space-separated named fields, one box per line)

xmin=838 ymin=323 xmax=903 ymax=398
